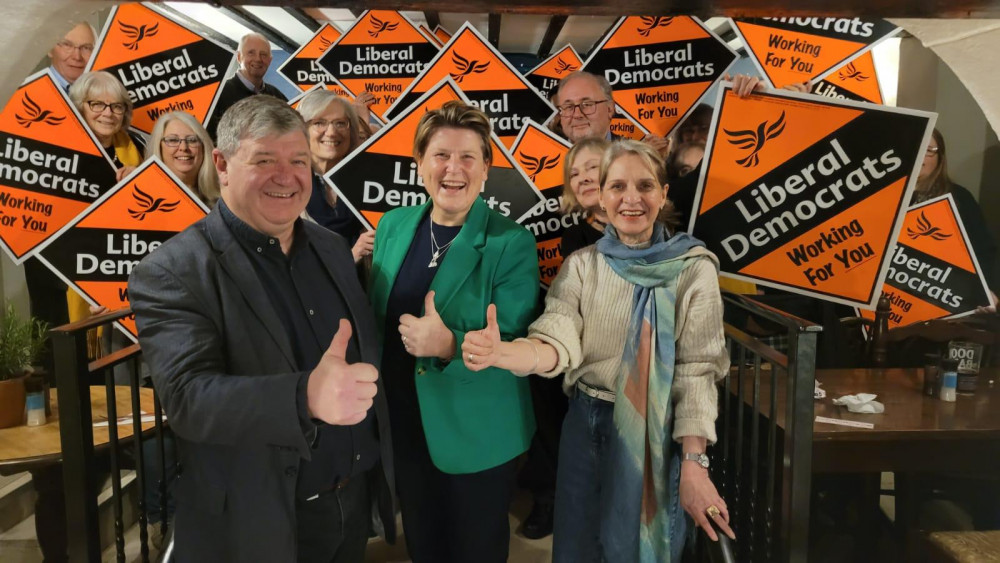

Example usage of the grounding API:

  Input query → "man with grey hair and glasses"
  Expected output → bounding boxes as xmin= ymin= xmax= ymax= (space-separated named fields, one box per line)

xmin=129 ymin=96 xmax=395 ymax=562
xmin=208 ymin=32 xmax=288 ymax=139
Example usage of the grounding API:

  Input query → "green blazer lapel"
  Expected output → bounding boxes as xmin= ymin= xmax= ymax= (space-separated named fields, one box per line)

xmin=428 ymin=198 xmax=488 ymax=314
xmin=370 ymin=202 xmax=430 ymax=325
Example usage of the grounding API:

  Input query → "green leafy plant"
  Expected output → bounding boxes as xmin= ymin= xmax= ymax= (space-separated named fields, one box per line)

xmin=0 ymin=302 xmax=48 ymax=381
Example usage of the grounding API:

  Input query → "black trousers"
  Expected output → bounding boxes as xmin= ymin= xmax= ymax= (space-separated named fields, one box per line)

xmin=393 ymin=410 xmax=517 ymax=563
xmin=295 ymin=472 xmax=371 ymax=563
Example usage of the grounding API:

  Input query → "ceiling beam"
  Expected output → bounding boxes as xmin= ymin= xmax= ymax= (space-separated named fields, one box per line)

xmin=425 ymin=11 xmax=441 ymax=30
xmin=149 ymin=4 xmax=238 ymax=50
xmin=537 ymin=15 xmax=568 ymax=58
xmin=284 ymin=7 xmax=322 ymax=32
xmin=218 ymin=6 xmax=299 ymax=53
xmin=183 ymin=1 xmax=1000 ymax=18
xmin=488 ymin=13 xmax=501 ymax=47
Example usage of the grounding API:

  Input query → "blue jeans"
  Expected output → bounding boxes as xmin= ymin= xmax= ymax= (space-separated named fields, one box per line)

xmin=553 ymin=390 xmax=690 ymax=563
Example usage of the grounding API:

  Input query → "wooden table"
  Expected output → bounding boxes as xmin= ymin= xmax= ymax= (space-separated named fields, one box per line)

xmin=0 ymin=386 xmax=156 ymax=473
xmin=729 ymin=367 xmax=1000 ymax=473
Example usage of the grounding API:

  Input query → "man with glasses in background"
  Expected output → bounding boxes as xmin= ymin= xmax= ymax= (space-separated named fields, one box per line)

xmin=208 ymin=32 xmax=288 ymax=140
xmin=48 ymin=21 xmax=96 ymax=90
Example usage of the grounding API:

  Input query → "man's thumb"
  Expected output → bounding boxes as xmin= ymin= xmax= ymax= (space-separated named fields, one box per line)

xmin=486 ymin=303 xmax=498 ymax=331
xmin=424 ymin=291 xmax=438 ymax=316
xmin=327 ymin=318 xmax=352 ymax=360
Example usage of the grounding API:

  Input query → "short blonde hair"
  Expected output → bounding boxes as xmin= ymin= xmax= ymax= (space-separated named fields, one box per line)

xmin=599 ymin=139 xmax=677 ymax=227
xmin=145 ymin=111 xmax=220 ymax=206
xmin=561 ymin=136 xmax=610 ymax=214
xmin=69 ymin=71 xmax=133 ymax=132
xmin=413 ymin=100 xmax=492 ymax=164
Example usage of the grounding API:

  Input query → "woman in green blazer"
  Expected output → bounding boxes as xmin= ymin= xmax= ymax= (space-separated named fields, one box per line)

xmin=368 ymin=101 xmax=539 ymax=562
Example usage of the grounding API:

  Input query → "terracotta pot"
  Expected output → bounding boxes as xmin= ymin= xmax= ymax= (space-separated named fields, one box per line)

xmin=0 ymin=375 xmax=27 ymax=428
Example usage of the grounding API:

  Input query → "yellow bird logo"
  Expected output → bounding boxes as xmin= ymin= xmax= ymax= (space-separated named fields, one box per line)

xmin=637 ymin=17 xmax=673 ymax=37
xmin=15 ymin=93 xmax=65 ymax=128
xmin=518 ymin=152 xmax=561 ymax=181
xmin=906 ymin=211 xmax=952 ymax=241
xmin=128 ymin=185 xmax=179 ymax=221
xmin=723 ymin=111 xmax=786 ymax=168
xmin=119 ymin=20 xmax=159 ymax=51
xmin=450 ymin=52 xmax=490 ymax=83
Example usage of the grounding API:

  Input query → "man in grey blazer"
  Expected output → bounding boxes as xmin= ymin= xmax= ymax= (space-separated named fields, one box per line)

xmin=128 ymin=95 xmax=395 ymax=562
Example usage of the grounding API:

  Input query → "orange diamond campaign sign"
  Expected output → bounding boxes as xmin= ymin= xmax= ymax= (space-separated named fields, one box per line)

xmin=0 ymin=70 xmax=118 ymax=264
xmin=34 ymin=158 xmax=208 ymax=340
xmin=812 ymin=51 xmax=884 ymax=104
xmin=326 ymin=77 xmax=544 ymax=230
xmin=317 ymin=10 xmax=439 ymax=121
xmin=384 ymin=23 xmax=556 ymax=148
xmin=732 ymin=17 xmax=899 ymax=90
xmin=510 ymin=120 xmax=583 ymax=288
xmin=433 ymin=26 xmax=452 ymax=46
xmin=524 ymin=45 xmax=583 ymax=101
xmin=88 ymin=3 xmax=235 ymax=135
xmin=860 ymin=194 xmax=992 ymax=327
xmin=419 ymin=24 xmax=442 ymax=47
xmin=690 ymin=85 xmax=935 ymax=308
xmin=581 ymin=16 xmax=737 ymax=138
xmin=277 ymin=23 xmax=353 ymax=99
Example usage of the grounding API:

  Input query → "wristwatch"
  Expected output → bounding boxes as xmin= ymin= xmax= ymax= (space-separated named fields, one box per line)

xmin=684 ymin=452 xmax=710 ymax=469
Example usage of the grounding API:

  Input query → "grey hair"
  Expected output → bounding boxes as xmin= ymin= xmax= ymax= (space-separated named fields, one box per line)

xmin=215 ymin=95 xmax=308 ymax=158
xmin=239 ymin=32 xmax=271 ymax=55
xmin=296 ymin=89 xmax=360 ymax=151
xmin=69 ymin=71 xmax=133 ymax=131
xmin=556 ymin=71 xmax=614 ymax=102
xmin=145 ymin=111 xmax=220 ymax=206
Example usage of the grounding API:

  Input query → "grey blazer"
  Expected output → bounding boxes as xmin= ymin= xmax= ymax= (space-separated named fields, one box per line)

xmin=128 ymin=208 xmax=395 ymax=562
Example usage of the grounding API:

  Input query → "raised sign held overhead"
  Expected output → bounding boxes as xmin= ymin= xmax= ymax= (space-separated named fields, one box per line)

xmin=581 ymin=16 xmax=737 ymax=138
xmin=811 ymin=51 xmax=884 ymax=105
xmin=689 ymin=85 xmax=935 ymax=308
xmin=34 ymin=158 xmax=208 ymax=339
xmin=87 ymin=2 xmax=235 ymax=135
xmin=384 ymin=23 xmax=556 ymax=148
xmin=524 ymin=45 xmax=583 ymax=101
xmin=327 ymin=77 xmax=544 ymax=230
xmin=0 ymin=70 xmax=118 ymax=264
xmin=277 ymin=23 xmax=353 ymax=98
xmin=731 ymin=17 xmax=900 ymax=90
xmin=861 ymin=194 xmax=992 ymax=328
xmin=317 ymin=10 xmax=438 ymax=121
xmin=510 ymin=120 xmax=581 ymax=288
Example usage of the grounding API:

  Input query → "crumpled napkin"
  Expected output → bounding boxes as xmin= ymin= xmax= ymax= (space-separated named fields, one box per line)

xmin=832 ymin=393 xmax=885 ymax=414
xmin=815 ymin=380 xmax=826 ymax=400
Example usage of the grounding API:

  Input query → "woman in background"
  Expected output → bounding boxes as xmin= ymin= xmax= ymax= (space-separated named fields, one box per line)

xmin=146 ymin=111 xmax=220 ymax=206
xmin=559 ymin=137 xmax=612 ymax=257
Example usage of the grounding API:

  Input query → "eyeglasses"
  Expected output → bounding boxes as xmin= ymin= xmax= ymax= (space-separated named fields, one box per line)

xmin=309 ymin=119 xmax=350 ymax=131
xmin=86 ymin=101 xmax=126 ymax=115
xmin=161 ymin=136 xmax=202 ymax=148
xmin=925 ymin=146 xmax=940 ymax=156
xmin=56 ymin=40 xmax=94 ymax=55
xmin=557 ymin=99 xmax=609 ymax=117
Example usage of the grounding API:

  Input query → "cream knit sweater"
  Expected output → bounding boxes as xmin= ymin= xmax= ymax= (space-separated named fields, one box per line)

xmin=528 ymin=245 xmax=730 ymax=443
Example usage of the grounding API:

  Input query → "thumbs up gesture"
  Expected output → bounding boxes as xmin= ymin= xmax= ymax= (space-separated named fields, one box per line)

xmin=398 ymin=291 xmax=457 ymax=360
xmin=462 ymin=304 xmax=501 ymax=371
xmin=307 ymin=319 xmax=379 ymax=426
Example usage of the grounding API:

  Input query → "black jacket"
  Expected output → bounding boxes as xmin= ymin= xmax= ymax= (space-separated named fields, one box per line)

xmin=207 ymin=76 xmax=288 ymax=140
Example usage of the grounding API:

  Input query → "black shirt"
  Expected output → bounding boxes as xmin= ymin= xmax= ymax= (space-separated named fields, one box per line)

xmin=207 ymin=76 xmax=288 ymax=141
xmin=307 ymin=173 xmax=363 ymax=243
xmin=560 ymin=221 xmax=604 ymax=258
xmin=219 ymin=200 xmax=378 ymax=499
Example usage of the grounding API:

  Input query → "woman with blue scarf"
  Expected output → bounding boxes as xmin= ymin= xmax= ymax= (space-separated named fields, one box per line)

xmin=464 ymin=140 xmax=734 ymax=562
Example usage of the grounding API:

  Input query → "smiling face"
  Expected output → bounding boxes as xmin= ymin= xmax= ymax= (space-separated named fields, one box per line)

xmin=568 ymin=147 xmax=603 ymax=211
xmin=600 ymin=153 xmax=668 ymax=245
xmin=49 ymin=23 xmax=94 ymax=83
xmin=417 ymin=127 xmax=489 ymax=226
xmin=161 ymin=119 xmax=204 ymax=186
xmin=215 ymin=130 xmax=312 ymax=243
xmin=919 ymin=136 xmax=940 ymax=181
xmin=237 ymin=36 xmax=272 ymax=84
xmin=558 ymin=75 xmax=614 ymax=143
xmin=307 ymin=101 xmax=352 ymax=172
xmin=82 ymin=93 xmax=125 ymax=146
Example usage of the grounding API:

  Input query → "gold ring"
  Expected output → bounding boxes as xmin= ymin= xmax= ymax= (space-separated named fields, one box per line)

xmin=401 ymin=335 xmax=407 ymax=343
xmin=706 ymin=505 xmax=721 ymax=519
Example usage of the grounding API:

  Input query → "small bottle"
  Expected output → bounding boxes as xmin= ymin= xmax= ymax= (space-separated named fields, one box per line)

xmin=923 ymin=353 xmax=940 ymax=397
xmin=939 ymin=358 xmax=958 ymax=403
xmin=24 ymin=376 xmax=46 ymax=426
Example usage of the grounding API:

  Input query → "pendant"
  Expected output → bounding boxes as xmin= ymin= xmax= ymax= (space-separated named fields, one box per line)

xmin=428 ymin=251 xmax=439 ymax=268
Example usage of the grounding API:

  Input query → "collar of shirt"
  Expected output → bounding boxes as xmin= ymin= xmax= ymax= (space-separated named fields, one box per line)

xmin=49 ymin=66 xmax=71 ymax=91
xmin=219 ymin=198 xmax=310 ymax=259
xmin=236 ymin=70 xmax=265 ymax=94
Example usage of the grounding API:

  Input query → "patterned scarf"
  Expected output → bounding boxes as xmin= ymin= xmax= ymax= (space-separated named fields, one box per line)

xmin=597 ymin=223 xmax=704 ymax=562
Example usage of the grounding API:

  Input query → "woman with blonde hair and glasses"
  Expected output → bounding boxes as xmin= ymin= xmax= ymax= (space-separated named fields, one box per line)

xmin=146 ymin=111 xmax=220 ymax=206
xmin=464 ymin=140 xmax=735 ymax=562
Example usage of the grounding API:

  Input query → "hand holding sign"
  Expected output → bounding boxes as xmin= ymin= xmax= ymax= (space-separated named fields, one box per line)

xmin=307 ymin=319 xmax=379 ymax=426
xmin=398 ymin=291 xmax=456 ymax=360
xmin=462 ymin=304 xmax=502 ymax=371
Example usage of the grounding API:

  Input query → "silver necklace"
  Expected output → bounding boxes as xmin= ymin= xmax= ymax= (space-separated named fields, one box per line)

xmin=429 ymin=221 xmax=455 ymax=268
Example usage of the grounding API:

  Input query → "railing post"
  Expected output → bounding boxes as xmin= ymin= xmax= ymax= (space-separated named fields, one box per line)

xmin=51 ymin=327 xmax=101 ymax=562
xmin=783 ymin=328 xmax=817 ymax=563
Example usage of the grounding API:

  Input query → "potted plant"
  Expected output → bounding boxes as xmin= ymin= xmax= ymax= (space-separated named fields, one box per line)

xmin=0 ymin=303 xmax=47 ymax=428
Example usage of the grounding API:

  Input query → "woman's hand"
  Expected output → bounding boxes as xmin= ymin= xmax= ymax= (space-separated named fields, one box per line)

xmin=351 ymin=230 xmax=375 ymax=263
xmin=398 ymin=291 xmax=456 ymax=360
xmin=115 ymin=166 xmax=136 ymax=182
xmin=679 ymin=461 xmax=736 ymax=542
xmin=976 ymin=291 xmax=998 ymax=315
xmin=724 ymin=73 xmax=764 ymax=98
xmin=782 ymin=81 xmax=811 ymax=93
xmin=462 ymin=304 xmax=501 ymax=371
xmin=353 ymin=90 xmax=376 ymax=125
